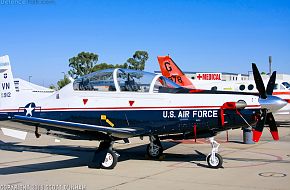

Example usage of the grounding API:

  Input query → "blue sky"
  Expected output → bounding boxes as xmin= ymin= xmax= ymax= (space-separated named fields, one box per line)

xmin=1 ymin=0 xmax=290 ymax=86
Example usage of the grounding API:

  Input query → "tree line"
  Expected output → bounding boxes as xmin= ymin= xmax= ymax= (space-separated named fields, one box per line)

xmin=50 ymin=50 xmax=149 ymax=90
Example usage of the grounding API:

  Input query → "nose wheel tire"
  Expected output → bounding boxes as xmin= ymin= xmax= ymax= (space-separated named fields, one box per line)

xmin=101 ymin=150 xmax=118 ymax=169
xmin=206 ymin=153 xmax=223 ymax=168
xmin=146 ymin=144 xmax=163 ymax=159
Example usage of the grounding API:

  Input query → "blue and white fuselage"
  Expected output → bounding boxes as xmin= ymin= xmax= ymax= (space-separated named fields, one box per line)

xmin=0 ymin=68 xmax=262 ymax=140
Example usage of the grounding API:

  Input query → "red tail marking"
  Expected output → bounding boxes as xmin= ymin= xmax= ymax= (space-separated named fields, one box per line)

xmin=157 ymin=56 xmax=195 ymax=89
xmin=270 ymin=131 xmax=279 ymax=141
xmin=253 ymin=130 xmax=262 ymax=142
xmin=83 ymin=99 xmax=88 ymax=105
xmin=129 ymin=101 xmax=135 ymax=106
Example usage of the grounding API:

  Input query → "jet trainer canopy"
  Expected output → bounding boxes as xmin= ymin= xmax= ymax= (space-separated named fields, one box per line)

xmin=73 ymin=68 xmax=181 ymax=93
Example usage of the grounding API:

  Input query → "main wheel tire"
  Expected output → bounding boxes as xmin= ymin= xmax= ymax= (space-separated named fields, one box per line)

xmin=206 ymin=153 xmax=223 ymax=168
xmin=101 ymin=150 xmax=118 ymax=169
xmin=146 ymin=143 xmax=163 ymax=159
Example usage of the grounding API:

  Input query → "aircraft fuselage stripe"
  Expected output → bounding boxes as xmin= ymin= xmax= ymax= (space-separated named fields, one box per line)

xmin=0 ymin=105 xmax=261 ymax=112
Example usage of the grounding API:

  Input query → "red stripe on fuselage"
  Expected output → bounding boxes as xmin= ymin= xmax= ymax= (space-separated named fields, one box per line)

xmin=273 ymin=91 xmax=290 ymax=95
xmin=189 ymin=89 xmax=205 ymax=93
xmin=0 ymin=105 xmax=261 ymax=112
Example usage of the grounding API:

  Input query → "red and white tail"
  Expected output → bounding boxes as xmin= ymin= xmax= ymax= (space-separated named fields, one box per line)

xmin=157 ymin=56 xmax=195 ymax=89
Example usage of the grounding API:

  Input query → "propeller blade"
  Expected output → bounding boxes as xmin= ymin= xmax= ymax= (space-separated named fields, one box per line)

xmin=253 ymin=110 xmax=267 ymax=142
xmin=252 ymin=63 xmax=267 ymax=99
xmin=266 ymin=71 xmax=276 ymax=96
xmin=266 ymin=113 xmax=279 ymax=140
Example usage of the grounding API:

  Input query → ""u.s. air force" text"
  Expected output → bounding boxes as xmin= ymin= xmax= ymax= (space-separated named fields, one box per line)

xmin=163 ymin=110 xmax=218 ymax=118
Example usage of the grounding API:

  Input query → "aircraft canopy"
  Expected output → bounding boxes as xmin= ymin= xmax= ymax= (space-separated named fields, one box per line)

xmin=73 ymin=68 xmax=181 ymax=93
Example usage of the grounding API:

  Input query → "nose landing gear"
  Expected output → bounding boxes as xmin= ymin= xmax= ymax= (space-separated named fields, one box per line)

xmin=206 ymin=137 xmax=223 ymax=168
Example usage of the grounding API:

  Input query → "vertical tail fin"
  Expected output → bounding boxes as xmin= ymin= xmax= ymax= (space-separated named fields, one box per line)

xmin=157 ymin=55 xmax=195 ymax=88
xmin=0 ymin=55 xmax=16 ymax=108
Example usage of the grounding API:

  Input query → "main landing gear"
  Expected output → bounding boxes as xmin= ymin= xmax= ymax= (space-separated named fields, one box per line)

xmin=35 ymin=126 xmax=41 ymax=138
xmin=206 ymin=137 xmax=223 ymax=168
xmin=89 ymin=136 xmax=222 ymax=169
xmin=146 ymin=135 xmax=163 ymax=159
xmin=88 ymin=140 xmax=119 ymax=169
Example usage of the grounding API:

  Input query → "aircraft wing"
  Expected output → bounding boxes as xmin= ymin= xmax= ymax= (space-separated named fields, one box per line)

xmin=10 ymin=115 xmax=141 ymax=139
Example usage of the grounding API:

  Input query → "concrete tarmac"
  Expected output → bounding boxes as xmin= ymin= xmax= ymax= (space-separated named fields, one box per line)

xmin=0 ymin=115 xmax=290 ymax=190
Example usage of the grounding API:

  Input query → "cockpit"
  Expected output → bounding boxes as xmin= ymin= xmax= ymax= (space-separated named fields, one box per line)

xmin=282 ymin=82 xmax=290 ymax=90
xmin=273 ymin=82 xmax=290 ymax=90
xmin=73 ymin=68 xmax=181 ymax=93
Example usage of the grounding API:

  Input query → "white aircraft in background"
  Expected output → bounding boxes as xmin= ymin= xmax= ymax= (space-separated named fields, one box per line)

xmin=158 ymin=55 xmax=290 ymax=114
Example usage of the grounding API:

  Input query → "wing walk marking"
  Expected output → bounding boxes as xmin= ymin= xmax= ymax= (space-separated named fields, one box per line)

xmin=101 ymin=115 xmax=115 ymax=127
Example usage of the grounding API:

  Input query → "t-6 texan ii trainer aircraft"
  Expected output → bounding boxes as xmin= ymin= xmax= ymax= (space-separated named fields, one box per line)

xmin=0 ymin=55 xmax=287 ymax=169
